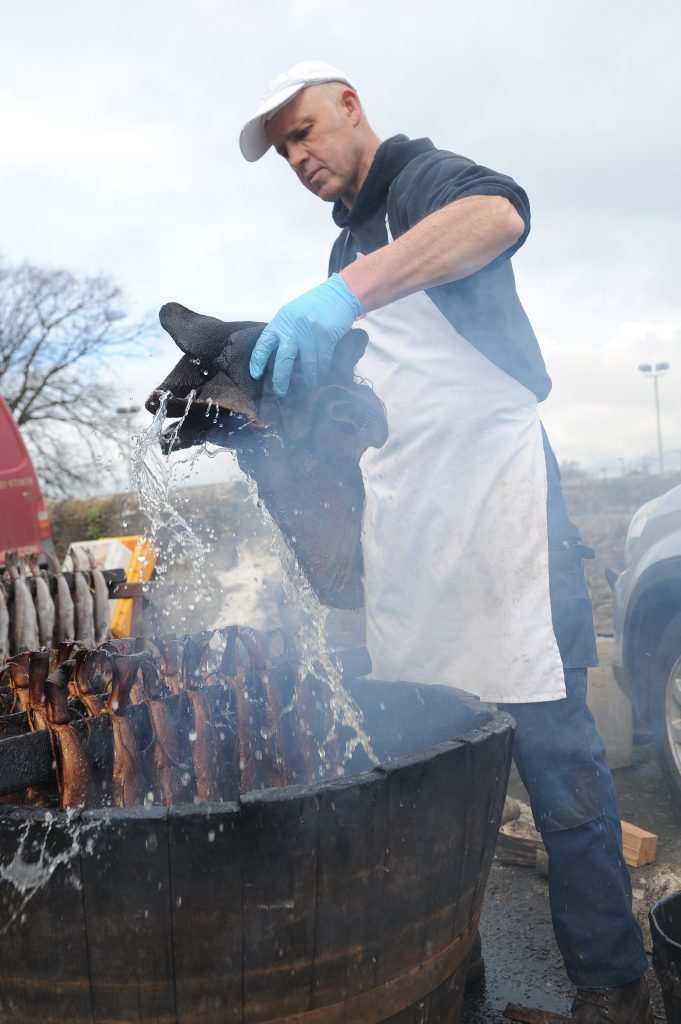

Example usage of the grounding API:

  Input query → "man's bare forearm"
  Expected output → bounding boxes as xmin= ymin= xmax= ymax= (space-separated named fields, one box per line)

xmin=339 ymin=194 xmax=525 ymax=313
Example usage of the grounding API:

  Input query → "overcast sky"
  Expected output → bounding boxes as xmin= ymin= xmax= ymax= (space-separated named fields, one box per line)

xmin=2 ymin=0 xmax=680 ymax=485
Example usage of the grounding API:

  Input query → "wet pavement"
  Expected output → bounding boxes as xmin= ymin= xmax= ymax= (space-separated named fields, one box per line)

xmin=460 ymin=739 xmax=680 ymax=1022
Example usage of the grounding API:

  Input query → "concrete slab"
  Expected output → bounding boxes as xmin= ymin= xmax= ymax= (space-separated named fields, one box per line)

xmin=587 ymin=635 xmax=633 ymax=770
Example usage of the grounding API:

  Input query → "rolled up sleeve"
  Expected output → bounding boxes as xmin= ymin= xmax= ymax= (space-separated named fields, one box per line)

xmin=388 ymin=150 xmax=531 ymax=262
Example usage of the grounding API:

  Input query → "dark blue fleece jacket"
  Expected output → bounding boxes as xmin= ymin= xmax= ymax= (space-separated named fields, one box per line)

xmin=328 ymin=134 xmax=552 ymax=402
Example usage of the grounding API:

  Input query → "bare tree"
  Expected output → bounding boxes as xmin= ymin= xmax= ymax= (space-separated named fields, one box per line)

xmin=0 ymin=257 xmax=150 ymax=497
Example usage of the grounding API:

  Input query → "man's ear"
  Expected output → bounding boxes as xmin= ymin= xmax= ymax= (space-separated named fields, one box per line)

xmin=339 ymin=88 xmax=362 ymax=127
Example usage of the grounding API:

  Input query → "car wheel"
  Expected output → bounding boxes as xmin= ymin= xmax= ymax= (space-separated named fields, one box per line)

xmin=652 ymin=611 xmax=681 ymax=809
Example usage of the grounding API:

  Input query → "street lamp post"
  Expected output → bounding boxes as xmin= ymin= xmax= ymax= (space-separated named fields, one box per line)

xmin=638 ymin=362 xmax=670 ymax=473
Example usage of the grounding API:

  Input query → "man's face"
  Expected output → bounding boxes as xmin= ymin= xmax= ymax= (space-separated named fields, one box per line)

xmin=265 ymin=85 xmax=363 ymax=206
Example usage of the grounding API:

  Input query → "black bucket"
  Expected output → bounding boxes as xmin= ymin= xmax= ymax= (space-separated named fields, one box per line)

xmin=650 ymin=891 xmax=681 ymax=1023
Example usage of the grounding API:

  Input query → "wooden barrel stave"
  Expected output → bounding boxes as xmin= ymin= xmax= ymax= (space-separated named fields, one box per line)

xmin=240 ymin=785 xmax=320 ymax=1022
xmin=310 ymin=771 xmax=390 ymax=1009
xmin=168 ymin=802 xmax=243 ymax=1024
xmin=467 ymin=720 xmax=515 ymax=924
xmin=0 ymin=806 xmax=91 ymax=1024
xmin=80 ymin=805 xmax=175 ymax=1023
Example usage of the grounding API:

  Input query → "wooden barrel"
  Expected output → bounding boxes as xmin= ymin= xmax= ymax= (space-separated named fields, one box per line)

xmin=0 ymin=680 xmax=514 ymax=1024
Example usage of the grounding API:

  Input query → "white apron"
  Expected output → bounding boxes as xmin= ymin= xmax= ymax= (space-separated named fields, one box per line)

xmin=357 ymin=288 xmax=566 ymax=704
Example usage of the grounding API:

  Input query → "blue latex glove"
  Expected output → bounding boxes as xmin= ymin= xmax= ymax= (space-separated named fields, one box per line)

xmin=249 ymin=274 xmax=363 ymax=396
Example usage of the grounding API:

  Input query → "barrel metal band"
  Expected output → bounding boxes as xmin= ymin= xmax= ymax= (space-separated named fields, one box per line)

xmin=260 ymin=909 xmax=481 ymax=1024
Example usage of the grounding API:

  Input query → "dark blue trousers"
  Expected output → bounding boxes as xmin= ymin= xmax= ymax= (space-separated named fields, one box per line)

xmin=500 ymin=668 xmax=648 ymax=988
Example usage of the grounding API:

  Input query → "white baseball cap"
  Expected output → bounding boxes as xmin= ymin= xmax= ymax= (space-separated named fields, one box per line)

xmin=239 ymin=59 xmax=355 ymax=162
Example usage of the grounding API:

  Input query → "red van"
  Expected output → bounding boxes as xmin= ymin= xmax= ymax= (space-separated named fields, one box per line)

xmin=0 ymin=396 xmax=53 ymax=557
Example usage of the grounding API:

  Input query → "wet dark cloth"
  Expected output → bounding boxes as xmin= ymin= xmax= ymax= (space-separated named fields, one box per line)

xmin=500 ymin=669 xmax=648 ymax=988
xmin=329 ymin=134 xmax=552 ymax=401
xmin=146 ymin=305 xmax=388 ymax=609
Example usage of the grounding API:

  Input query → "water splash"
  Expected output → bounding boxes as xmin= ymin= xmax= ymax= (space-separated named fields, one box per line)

xmin=129 ymin=392 xmax=214 ymax=633
xmin=247 ymin=476 xmax=377 ymax=771
xmin=131 ymin=395 xmax=376 ymax=772
xmin=0 ymin=812 xmax=103 ymax=934
xmin=130 ymin=392 xmax=204 ymax=555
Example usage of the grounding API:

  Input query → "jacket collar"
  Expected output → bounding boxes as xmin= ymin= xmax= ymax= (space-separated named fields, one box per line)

xmin=332 ymin=134 xmax=435 ymax=229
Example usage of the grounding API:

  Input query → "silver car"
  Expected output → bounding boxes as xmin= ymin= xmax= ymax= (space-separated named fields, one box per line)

xmin=611 ymin=483 xmax=681 ymax=806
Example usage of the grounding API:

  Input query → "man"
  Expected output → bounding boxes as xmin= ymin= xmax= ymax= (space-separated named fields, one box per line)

xmin=239 ymin=60 xmax=652 ymax=1022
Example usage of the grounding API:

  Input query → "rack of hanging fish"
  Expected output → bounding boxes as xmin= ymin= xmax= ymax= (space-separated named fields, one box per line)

xmin=0 ymin=624 xmax=345 ymax=809
xmin=0 ymin=549 xmax=116 ymax=660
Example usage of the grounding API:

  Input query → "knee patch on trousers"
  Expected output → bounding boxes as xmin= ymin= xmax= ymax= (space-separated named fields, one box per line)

xmin=501 ymin=668 xmax=610 ymax=833
xmin=521 ymin=761 xmax=604 ymax=832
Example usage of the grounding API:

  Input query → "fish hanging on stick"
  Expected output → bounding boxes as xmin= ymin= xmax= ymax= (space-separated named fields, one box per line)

xmin=5 ymin=552 xmax=39 ymax=654
xmin=71 ymin=549 xmax=95 ymax=648
xmin=28 ymin=554 xmax=55 ymax=649
xmin=0 ymin=579 xmax=9 ymax=663
xmin=46 ymin=553 xmax=75 ymax=645
xmin=45 ymin=662 xmax=101 ymax=809
xmin=85 ymin=548 xmax=112 ymax=646
xmin=106 ymin=655 xmax=150 ymax=808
